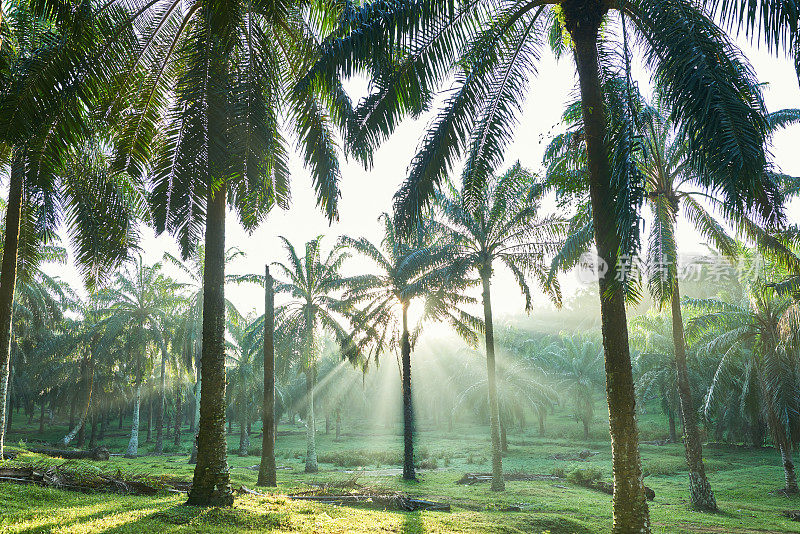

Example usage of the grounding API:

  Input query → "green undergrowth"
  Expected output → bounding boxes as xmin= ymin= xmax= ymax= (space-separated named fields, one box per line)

xmin=3 ymin=408 xmax=800 ymax=533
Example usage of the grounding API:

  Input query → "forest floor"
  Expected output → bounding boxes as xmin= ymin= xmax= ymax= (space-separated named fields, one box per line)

xmin=2 ymin=410 xmax=800 ymax=533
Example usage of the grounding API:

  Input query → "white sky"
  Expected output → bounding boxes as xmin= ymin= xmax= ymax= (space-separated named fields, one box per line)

xmin=43 ymin=36 xmax=800 ymax=319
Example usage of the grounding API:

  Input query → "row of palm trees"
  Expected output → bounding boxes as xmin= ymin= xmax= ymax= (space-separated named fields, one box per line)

xmin=1 ymin=0 xmax=800 ymax=531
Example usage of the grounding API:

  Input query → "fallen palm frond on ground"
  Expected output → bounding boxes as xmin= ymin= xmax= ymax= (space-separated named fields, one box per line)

xmin=287 ymin=476 xmax=450 ymax=512
xmin=289 ymin=492 xmax=451 ymax=511
xmin=0 ymin=457 xmax=190 ymax=495
xmin=456 ymin=472 xmax=563 ymax=485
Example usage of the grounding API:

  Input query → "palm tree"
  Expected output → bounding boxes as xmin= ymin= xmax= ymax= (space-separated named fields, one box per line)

xmin=95 ymin=0 xmax=354 ymax=504
xmin=341 ymin=214 xmax=480 ymax=480
xmin=272 ymin=236 xmax=355 ymax=473
xmin=0 ymin=139 xmax=141 ymax=459
xmin=631 ymin=313 xmax=682 ymax=443
xmin=98 ymin=256 xmax=181 ymax=457
xmin=537 ymin=337 xmax=604 ymax=440
xmin=309 ymin=2 xmax=781 ymax=528
xmin=225 ymin=308 xmax=258 ymax=457
xmin=689 ymin=275 xmax=800 ymax=494
xmin=453 ymin=348 xmax=557 ymax=444
xmin=165 ymin=247 xmax=243 ymax=463
xmin=547 ymin=91 xmax=799 ymax=509
xmin=430 ymin=164 xmax=564 ymax=491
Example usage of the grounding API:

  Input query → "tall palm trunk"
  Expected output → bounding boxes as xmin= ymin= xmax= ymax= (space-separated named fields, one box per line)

xmin=400 ymin=301 xmax=415 ymax=480
xmin=238 ymin=387 xmax=249 ymax=456
xmin=566 ymin=5 xmax=650 ymax=530
xmin=670 ymin=283 xmax=717 ymax=510
xmin=125 ymin=382 xmax=142 ymax=457
xmin=187 ymin=185 xmax=233 ymax=507
xmin=155 ymin=347 xmax=167 ymax=454
xmin=189 ymin=376 xmax=200 ymax=463
xmin=0 ymin=155 xmax=23 ymax=459
xmin=761 ymin=371 xmax=799 ymax=494
xmin=480 ymin=265 xmax=504 ymax=492
xmin=63 ymin=351 xmax=94 ymax=446
xmin=174 ymin=387 xmax=182 ymax=447
xmin=304 ymin=367 xmax=318 ymax=473
xmin=258 ymin=266 xmax=277 ymax=486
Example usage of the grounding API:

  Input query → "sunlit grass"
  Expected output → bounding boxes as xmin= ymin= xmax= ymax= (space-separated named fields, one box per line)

xmin=4 ymin=412 xmax=800 ymax=533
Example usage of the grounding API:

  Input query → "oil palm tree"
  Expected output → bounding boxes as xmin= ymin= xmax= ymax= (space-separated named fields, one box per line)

xmin=431 ymin=164 xmax=564 ymax=491
xmin=689 ymin=275 xmax=800 ymax=494
xmin=631 ymin=312 xmax=687 ymax=443
xmin=309 ymin=1 xmax=780 ymax=528
xmin=97 ymin=256 xmax=181 ymax=457
xmin=535 ymin=337 xmax=604 ymax=440
xmin=0 ymin=3 xmax=144 ymax=458
xmin=272 ymin=236 xmax=355 ymax=473
xmin=453 ymin=349 xmax=557 ymax=445
xmin=341 ymin=213 xmax=481 ymax=480
xmin=165 ymin=246 xmax=243 ymax=463
xmin=94 ymin=0 xmax=354 ymax=504
xmin=547 ymin=91 xmax=799 ymax=509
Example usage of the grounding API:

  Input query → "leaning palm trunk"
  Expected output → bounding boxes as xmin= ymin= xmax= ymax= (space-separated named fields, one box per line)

xmin=480 ymin=267 xmax=504 ymax=492
xmin=304 ymin=368 xmax=318 ymax=473
xmin=187 ymin=185 xmax=233 ymax=507
xmin=567 ymin=8 xmax=650 ymax=531
xmin=400 ymin=302 xmax=415 ymax=480
xmin=0 ymin=156 xmax=23 ymax=459
xmin=155 ymin=347 xmax=167 ymax=454
xmin=670 ymin=283 xmax=717 ymax=510
xmin=258 ymin=266 xmax=277 ymax=486
xmin=125 ymin=382 xmax=142 ymax=457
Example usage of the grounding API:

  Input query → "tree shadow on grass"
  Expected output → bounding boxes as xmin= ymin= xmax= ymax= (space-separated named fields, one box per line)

xmin=401 ymin=511 xmax=425 ymax=534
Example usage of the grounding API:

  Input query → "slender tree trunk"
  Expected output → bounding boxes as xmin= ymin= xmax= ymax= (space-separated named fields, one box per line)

xmin=174 ymin=387 xmax=182 ymax=447
xmin=258 ymin=266 xmax=277 ymax=486
xmin=63 ymin=351 xmax=94 ymax=446
xmin=304 ymin=368 xmax=318 ymax=473
xmin=325 ymin=415 xmax=330 ymax=435
xmin=583 ymin=419 xmax=590 ymax=440
xmin=500 ymin=415 xmax=508 ymax=453
xmin=125 ymin=383 xmax=142 ymax=457
xmin=89 ymin=411 xmax=98 ymax=449
xmin=189 ymin=377 xmax=200 ymax=463
xmin=335 ymin=410 xmax=341 ymax=441
xmin=39 ymin=400 xmax=45 ymax=434
xmin=565 ymin=7 xmax=650 ymax=530
xmin=668 ymin=411 xmax=677 ymax=443
xmin=480 ymin=267 xmax=504 ymax=491
xmin=670 ymin=283 xmax=717 ymax=510
xmin=119 ymin=406 xmax=124 ymax=430
xmin=99 ymin=410 xmax=106 ymax=441
xmin=187 ymin=184 xmax=233 ymax=507
xmin=146 ymin=393 xmax=153 ymax=443
xmin=6 ymin=393 xmax=12 ymax=433
xmin=69 ymin=394 xmax=76 ymax=431
xmin=538 ymin=411 xmax=545 ymax=436
xmin=0 ymin=155 xmax=23 ymax=459
xmin=400 ymin=302 xmax=416 ymax=480
xmin=238 ymin=391 xmax=249 ymax=456
xmin=155 ymin=347 xmax=167 ymax=454
xmin=780 ymin=443 xmax=799 ymax=494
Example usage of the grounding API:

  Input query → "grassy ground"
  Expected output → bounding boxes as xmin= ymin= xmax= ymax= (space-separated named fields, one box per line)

xmin=2 ymin=406 xmax=799 ymax=533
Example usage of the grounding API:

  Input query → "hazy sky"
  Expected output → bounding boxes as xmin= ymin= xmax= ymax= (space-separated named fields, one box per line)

xmin=44 ymin=35 xmax=800 ymax=319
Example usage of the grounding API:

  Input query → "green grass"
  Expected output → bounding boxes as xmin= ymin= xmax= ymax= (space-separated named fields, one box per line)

xmin=2 ymin=407 xmax=800 ymax=533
